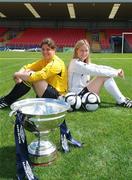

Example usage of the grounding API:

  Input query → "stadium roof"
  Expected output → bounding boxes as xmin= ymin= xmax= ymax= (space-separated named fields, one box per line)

xmin=0 ymin=0 xmax=132 ymax=2
xmin=0 ymin=1 xmax=132 ymax=21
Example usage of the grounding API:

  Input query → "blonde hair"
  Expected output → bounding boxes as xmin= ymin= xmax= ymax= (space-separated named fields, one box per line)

xmin=73 ymin=39 xmax=91 ymax=63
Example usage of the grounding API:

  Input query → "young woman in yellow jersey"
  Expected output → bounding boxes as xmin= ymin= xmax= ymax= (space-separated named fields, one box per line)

xmin=0 ymin=38 xmax=67 ymax=108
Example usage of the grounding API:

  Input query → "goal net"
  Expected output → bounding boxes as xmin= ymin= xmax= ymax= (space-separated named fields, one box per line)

xmin=122 ymin=32 xmax=132 ymax=53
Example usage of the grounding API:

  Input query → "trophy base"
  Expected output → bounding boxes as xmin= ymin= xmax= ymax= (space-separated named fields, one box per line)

xmin=28 ymin=140 xmax=57 ymax=166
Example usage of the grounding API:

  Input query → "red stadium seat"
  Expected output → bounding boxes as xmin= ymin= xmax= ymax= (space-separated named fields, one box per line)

xmin=7 ymin=28 xmax=86 ymax=48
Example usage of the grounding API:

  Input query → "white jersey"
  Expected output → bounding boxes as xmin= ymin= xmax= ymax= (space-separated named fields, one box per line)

xmin=68 ymin=59 xmax=119 ymax=94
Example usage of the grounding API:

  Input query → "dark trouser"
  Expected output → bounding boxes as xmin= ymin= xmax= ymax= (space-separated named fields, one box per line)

xmin=78 ymin=87 xmax=89 ymax=98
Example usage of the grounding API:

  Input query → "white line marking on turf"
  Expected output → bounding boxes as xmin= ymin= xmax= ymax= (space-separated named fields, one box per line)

xmin=94 ymin=58 xmax=132 ymax=60
xmin=0 ymin=57 xmax=132 ymax=60
xmin=0 ymin=58 xmax=35 ymax=59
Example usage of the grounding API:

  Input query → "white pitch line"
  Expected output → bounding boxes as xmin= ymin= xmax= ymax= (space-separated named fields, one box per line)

xmin=0 ymin=57 xmax=132 ymax=60
xmin=94 ymin=57 xmax=132 ymax=59
xmin=0 ymin=58 xmax=36 ymax=59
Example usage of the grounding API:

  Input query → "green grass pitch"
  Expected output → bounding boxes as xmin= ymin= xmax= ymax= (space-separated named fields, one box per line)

xmin=0 ymin=51 xmax=132 ymax=180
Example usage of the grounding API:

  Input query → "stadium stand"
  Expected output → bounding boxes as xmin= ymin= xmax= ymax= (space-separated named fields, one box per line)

xmin=91 ymin=40 xmax=101 ymax=52
xmin=104 ymin=29 xmax=132 ymax=52
xmin=6 ymin=28 xmax=86 ymax=48
xmin=2 ymin=27 xmax=132 ymax=52
xmin=0 ymin=27 xmax=8 ymax=36
xmin=99 ymin=31 xmax=110 ymax=49
xmin=0 ymin=37 xmax=4 ymax=42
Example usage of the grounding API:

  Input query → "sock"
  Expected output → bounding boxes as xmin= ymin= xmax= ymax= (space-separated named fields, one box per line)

xmin=104 ymin=78 xmax=126 ymax=104
xmin=4 ymin=82 xmax=31 ymax=105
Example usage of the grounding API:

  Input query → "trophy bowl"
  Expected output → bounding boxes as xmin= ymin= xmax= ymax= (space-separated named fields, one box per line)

xmin=10 ymin=98 xmax=70 ymax=165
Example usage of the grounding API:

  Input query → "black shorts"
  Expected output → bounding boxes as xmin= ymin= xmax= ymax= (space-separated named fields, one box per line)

xmin=43 ymin=84 xmax=60 ymax=99
xmin=78 ymin=87 xmax=89 ymax=98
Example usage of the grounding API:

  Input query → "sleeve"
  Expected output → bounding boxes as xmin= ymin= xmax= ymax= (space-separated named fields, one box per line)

xmin=22 ymin=59 xmax=43 ymax=71
xmin=27 ymin=60 xmax=61 ymax=82
xmin=73 ymin=60 xmax=119 ymax=77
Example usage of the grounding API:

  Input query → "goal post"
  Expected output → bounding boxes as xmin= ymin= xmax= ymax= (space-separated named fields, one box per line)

xmin=122 ymin=32 xmax=132 ymax=53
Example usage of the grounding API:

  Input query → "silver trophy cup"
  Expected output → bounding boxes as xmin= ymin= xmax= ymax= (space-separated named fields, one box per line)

xmin=10 ymin=98 xmax=70 ymax=166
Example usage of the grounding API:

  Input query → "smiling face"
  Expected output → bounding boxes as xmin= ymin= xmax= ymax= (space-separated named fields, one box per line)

xmin=73 ymin=39 xmax=90 ymax=63
xmin=40 ymin=38 xmax=56 ymax=61
xmin=76 ymin=44 xmax=89 ymax=62
xmin=41 ymin=44 xmax=55 ymax=60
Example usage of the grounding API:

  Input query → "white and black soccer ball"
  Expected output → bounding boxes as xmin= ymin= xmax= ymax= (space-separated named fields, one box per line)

xmin=65 ymin=92 xmax=82 ymax=111
xmin=81 ymin=92 xmax=100 ymax=111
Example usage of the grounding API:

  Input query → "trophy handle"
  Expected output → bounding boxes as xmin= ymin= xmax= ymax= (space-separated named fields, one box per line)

xmin=9 ymin=110 xmax=17 ymax=117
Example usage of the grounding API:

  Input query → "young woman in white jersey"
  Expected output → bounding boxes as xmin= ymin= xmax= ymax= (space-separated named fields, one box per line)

xmin=68 ymin=39 xmax=132 ymax=108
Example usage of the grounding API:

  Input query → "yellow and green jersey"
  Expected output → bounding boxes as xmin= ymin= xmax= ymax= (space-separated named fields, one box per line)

xmin=22 ymin=55 xmax=67 ymax=94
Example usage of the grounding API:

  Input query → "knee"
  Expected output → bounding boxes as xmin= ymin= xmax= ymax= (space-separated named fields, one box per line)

xmin=96 ymin=76 xmax=109 ymax=83
xmin=32 ymin=80 xmax=47 ymax=86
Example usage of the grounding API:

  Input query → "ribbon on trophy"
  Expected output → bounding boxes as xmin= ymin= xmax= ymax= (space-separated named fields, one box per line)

xmin=59 ymin=119 xmax=83 ymax=153
xmin=14 ymin=110 xmax=38 ymax=180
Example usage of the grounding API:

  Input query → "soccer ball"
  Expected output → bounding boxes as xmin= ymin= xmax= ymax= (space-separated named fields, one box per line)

xmin=65 ymin=92 xmax=82 ymax=111
xmin=81 ymin=92 xmax=100 ymax=111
